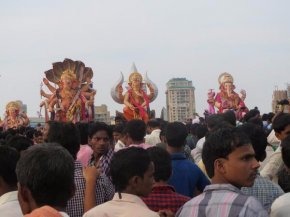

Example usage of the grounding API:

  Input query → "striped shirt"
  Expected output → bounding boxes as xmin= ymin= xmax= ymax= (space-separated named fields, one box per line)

xmin=177 ymin=184 xmax=268 ymax=217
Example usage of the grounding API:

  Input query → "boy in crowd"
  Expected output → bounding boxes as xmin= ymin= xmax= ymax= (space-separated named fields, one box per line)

xmin=166 ymin=122 xmax=210 ymax=198
xmin=83 ymin=147 xmax=159 ymax=217
xmin=16 ymin=143 xmax=75 ymax=216
xmin=143 ymin=146 xmax=190 ymax=214
xmin=177 ymin=128 xmax=268 ymax=217
xmin=0 ymin=146 xmax=21 ymax=217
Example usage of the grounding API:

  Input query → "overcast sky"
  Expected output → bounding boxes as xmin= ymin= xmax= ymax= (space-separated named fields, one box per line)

xmin=0 ymin=0 xmax=289 ymax=118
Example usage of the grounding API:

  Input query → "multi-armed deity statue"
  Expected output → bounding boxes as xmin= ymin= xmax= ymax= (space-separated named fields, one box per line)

xmin=0 ymin=101 xmax=29 ymax=131
xmin=40 ymin=58 xmax=96 ymax=122
xmin=207 ymin=72 xmax=247 ymax=116
xmin=111 ymin=63 xmax=158 ymax=123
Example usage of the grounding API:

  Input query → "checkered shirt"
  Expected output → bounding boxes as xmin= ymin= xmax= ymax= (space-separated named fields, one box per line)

xmin=90 ymin=148 xmax=114 ymax=178
xmin=143 ymin=184 xmax=190 ymax=213
xmin=66 ymin=161 xmax=115 ymax=217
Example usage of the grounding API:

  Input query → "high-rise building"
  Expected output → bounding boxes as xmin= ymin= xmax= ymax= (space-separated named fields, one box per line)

xmin=272 ymin=87 xmax=288 ymax=113
xmin=166 ymin=78 xmax=196 ymax=122
xmin=94 ymin=104 xmax=111 ymax=125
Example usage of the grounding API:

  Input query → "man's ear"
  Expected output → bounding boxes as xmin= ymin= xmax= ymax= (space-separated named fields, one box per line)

xmin=17 ymin=183 xmax=33 ymax=215
xmin=214 ymin=158 xmax=226 ymax=175
xmin=274 ymin=132 xmax=282 ymax=141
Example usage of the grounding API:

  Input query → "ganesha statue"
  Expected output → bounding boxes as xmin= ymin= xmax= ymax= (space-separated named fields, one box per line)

xmin=111 ymin=63 xmax=158 ymax=123
xmin=40 ymin=58 xmax=96 ymax=122
xmin=207 ymin=72 xmax=247 ymax=114
xmin=0 ymin=101 xmax=29 ymax=131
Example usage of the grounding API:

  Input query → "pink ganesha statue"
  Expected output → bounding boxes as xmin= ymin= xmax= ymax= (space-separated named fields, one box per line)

xmin=207 ymin=72 xmax=247 ymax=115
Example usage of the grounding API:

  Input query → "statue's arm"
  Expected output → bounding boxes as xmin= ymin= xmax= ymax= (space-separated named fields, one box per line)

xmin=43 ymin=78 xmax=56 ymax=93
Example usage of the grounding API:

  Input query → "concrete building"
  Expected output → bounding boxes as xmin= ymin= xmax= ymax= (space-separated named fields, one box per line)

xmin=166 ymin=78 xmax=196 ymax=122
xmin=272 ymin=87 xmax=288 ymax=113
xmin=94 ymin=104 xmax=111 ymax=125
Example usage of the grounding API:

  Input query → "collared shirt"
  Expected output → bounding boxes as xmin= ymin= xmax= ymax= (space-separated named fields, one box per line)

xmin=271 ymin=192 xmax=290 ymax=217
xmin=177 ymin=184 xmax=268 ymax=217
xmin=90 ymin=148 xmax=114 ymax=177
xmin=129 ymin=143 xmax=153 ymax=149
xmin=168 ymin=152 xmax=210 ymax=197
xmin=114 ymin=140 xmax=126 ymax=152
xmin=145 ymin=129 xmax=161 ymax=146
xmin=242 ymin=175 xmax=284 ymax=212
xmin=0 ymin=191 xmax=22 ymax=217
xmin=143 ymin=184 xmax=190 ymax=213
xmin=83 ymin=193 xmax=159 ymax=217
xmin=66 ymin=161 xmax=114 ymax=217
xmin=260 ymin=146 xmax=284 ymax=182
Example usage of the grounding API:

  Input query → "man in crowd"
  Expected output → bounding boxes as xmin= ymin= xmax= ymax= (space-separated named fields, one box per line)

xmin=145 ymin=119 xmax=161 ymax=146
xmin=177 ymin=128 xmax=268 ymax=217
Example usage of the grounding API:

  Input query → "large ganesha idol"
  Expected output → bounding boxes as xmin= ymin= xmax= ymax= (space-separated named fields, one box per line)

xmin=0 ymin=101 xmax=29 ymax=131
xmin=40 ymin=58 xmax=96 ymax=122
xmin=207 ymin=72 xmax=247 ymax=115
xmin=111 ymin=63 xmax=158 ymax=123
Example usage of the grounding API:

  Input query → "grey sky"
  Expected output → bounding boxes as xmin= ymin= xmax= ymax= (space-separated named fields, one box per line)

xmin=0 ymin=0 xmax=289 ymax=118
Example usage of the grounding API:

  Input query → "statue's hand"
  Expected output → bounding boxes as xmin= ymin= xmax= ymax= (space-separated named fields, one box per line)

xmin=43 ymin=78 xmax=49 ymax=85
xmin=240 ymin=89 xmax=246 ymax=100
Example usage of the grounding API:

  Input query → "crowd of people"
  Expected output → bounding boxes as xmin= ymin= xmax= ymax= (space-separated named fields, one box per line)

xmin=0 ymin=108 xmax=290 ymax=217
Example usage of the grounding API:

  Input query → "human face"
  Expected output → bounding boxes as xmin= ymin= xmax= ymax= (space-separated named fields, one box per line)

xmin=136 ymin=162 xmax=155 ymax=197
xmin=276 ymin=125 xmax=290 ymax=141
xmin=221 ymin=144 xmax=259 ymax=188
xmin=89 ymin=130 xmax=110 ymax=157
xmin=113 ymin=132 xmax=122 ymax=143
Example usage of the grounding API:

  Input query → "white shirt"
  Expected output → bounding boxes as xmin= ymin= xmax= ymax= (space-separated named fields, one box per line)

xmin=114 ymin=140 xmax=126 ymax=152
xmin=191 ymin=137 xmax=205 ymax=163
xmin=0 ymin=191 xmax=23 ymax=217
xmin=271 ymin=193 xmax=290 ymax=217
xmin=145 ymin=129 xmax=161 ymax=146
xmin=83 ymin=193 xmax=159 ymax=217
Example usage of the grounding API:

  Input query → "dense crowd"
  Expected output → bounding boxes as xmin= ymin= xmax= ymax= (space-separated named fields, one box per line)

xmin=0 ymin=108 xmax=290 ymax=217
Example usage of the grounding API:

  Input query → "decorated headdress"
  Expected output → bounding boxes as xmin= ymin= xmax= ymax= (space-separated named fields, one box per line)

xmin=128 ymin=63 xmax=143 ymax=83
xmin=218 ymin=72 xmax=234 ymax=85
xmin=6 ymin=101 xmax=20 ymax=112
xmin=44 ymin=58 xmax=93 ymax=85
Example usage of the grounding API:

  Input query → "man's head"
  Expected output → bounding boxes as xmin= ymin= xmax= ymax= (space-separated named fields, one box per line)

xmin=110 ymin=147 xmax=154 ymax=197
xmin=146 ymin=119 xmax=161 ymax=134
xmin=124 ymin=120 xmax=146 ymax=145
xmin=206 ymin=114 xmax=224 ymax=131
xmin=88 ymin=122 xmax=112 ymax=158
xmin=112 ymin=124 xmax=125 ymax=144
xmin=147 ymin=146 xmax=172 ymax=182
xmin=0 ymin=146 xmax=20 ymax=195
xmin=272 ymin=113 xmax=290 ymax=141
xmin=16 ymin=143 xmax=75 ymax=214
xmin=47 ymin=122 xmax=80 ymax=160
xmin=281 ymin=135 xmax=290 ymax=172
xmin=202 ymin=128 xmax=259 ymax=188
xmin=166 ymin=122 xmax=188 ymax=148
xmin=237 ymin=123 xmax=267 ymax=162
xmin=6 ymin=135 xmax=33 ymax=155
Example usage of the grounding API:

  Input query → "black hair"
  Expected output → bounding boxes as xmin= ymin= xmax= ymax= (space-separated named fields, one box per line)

xmin=281 ymin=135 xmax=290 ymax=169
xmin=110 ymin=147 xmax=151 ymax=192
xmin=147 ymin=146 xmax=171 ymax=182
xmin=195 ymin=124 xmax=208 ymax=140
xmin=113 ymin=124 xmax=125 ymax=135
xmin=166 ymin=122 xmax=188 ymax=148
xmin=206 ymin=114 xmax=225 ymax=130
xmin=222 ymin=110 xmax=237 ymax=127
xmin=47 ymin=122 xmax=80 ymax=160
xmin=237 ymin=123 xmax=267 ymax=162
xmin=202 ymin=128 xmax=251 ymax=178
xmin=0 ymin=146 xmax=20 ymax=187
xmin=16 ymin=143 xmax=75 ymax=208
xmin=147 ymin=119 xmax=161 ymax=129
xmin=6 ymin=135 xmax=33 ymax=153
xmin=75 ymin=122 xmax=89 ymax=145
xmin=272 ymin=113 xmax=290 ymax=133
xmin=247 ymin=117 xmax=263 ymax=129
xmin=88 ymin=122 xmax=112 ymax=139
xmin=124 ymin=120 xmax=146 ymax=142
xmin=243 ymin=109 xmax=260 ymax=122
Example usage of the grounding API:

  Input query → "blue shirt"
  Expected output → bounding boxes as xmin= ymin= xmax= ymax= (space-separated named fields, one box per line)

xmin=168 ymin=152 xmax=210 ymax=197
